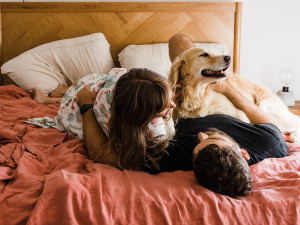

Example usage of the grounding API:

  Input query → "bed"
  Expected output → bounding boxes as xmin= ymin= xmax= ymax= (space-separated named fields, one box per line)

xmin=0 ymin=2 xmax=300 ymax=225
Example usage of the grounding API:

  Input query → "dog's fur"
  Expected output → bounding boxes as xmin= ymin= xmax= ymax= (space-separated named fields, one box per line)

xmin=169 ymin=47 xmax=300 ymax=142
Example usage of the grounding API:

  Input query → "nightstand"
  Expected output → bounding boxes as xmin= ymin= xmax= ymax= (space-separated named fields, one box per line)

xmin=288 ymin=101 xmax=300 ymax=116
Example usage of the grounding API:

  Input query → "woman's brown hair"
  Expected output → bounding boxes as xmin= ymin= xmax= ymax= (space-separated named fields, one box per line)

xmin=107 ymin=68 xmax=171 ymax=171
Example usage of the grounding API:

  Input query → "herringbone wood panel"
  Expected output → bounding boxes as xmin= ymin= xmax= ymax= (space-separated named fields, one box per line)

xmin=1 ymin=3 xmax=241 ymax=85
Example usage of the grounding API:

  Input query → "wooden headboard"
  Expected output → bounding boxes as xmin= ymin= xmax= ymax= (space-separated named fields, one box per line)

xmin=0 ymin=2 xmax=242 ymax=86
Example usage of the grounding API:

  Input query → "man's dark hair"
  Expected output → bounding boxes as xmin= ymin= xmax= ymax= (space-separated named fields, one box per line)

xmin=193 ymin=144 xmax=251 ymax=197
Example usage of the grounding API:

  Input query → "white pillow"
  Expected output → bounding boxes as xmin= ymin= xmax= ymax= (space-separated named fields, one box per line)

xmin=194 ymin=43 xmax=229 ymax=55
xmin=118 ymin=43 xmax=229 ymax=78
xmin=1 ymin=33 xmax=115 ymax=95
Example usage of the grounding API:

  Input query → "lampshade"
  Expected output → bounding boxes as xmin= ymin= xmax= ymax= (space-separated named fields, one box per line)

xmin=277 ymin=68 xmax=295 ymax=106
xmin=279 ymin=68 xmax=295 ymax=88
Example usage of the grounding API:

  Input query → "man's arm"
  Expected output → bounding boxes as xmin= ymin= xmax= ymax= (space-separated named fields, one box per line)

xmin=75 ymin=85 xmax=115 ymax=164
xmin=213 ymin=80 xmax=274 ymax=125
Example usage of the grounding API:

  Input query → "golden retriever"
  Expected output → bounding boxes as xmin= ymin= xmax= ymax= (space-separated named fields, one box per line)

xmin=169 ymin=47 xmax=300 ymax=142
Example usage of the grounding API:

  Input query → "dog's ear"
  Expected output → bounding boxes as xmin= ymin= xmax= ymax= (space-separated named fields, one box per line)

xmin=169 ymin=60 xmax=188 ymax=88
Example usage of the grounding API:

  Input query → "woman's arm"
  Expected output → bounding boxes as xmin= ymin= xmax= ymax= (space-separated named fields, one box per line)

xmin=213 ymin=80 xmax=274 ymax=125
xmin=75 ymin=85 xmax=115 ymax=164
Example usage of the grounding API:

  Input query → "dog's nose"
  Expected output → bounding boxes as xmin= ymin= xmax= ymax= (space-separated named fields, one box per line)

xmin=224 ymin=56 xmax=231 ymax=63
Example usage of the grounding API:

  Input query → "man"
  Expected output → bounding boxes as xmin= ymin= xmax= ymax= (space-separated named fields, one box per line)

xmin=145 ymin=34 xmax=286 ymax=197
xmin=148 ymin=80 xmax=288 ymax=197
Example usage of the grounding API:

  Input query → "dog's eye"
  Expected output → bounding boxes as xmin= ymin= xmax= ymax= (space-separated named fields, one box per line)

xmin=200 ymin=53 xmax=209 ymax=57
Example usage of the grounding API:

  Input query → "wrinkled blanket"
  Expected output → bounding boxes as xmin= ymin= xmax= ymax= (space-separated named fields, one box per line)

xmin=0 ymin=85 xmax=299 ymax=225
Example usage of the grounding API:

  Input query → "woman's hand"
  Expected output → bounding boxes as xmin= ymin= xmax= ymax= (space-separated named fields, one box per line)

xmin=75 ymin=85 xmax=111 ymax=164
xmin=174 ymin=84 xmax=183 ymax=99
xmin=74 ymin=85 xmax=97 ymax=107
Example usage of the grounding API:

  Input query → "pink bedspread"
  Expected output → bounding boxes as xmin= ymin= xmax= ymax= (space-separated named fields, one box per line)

xmin=0 ymin=85 xmax=299 ymax=225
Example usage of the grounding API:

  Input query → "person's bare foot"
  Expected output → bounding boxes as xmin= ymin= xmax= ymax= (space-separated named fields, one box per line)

xmin=32 ymin=88 xmax=49 ymax=104
xmin=168 ymin=34 xmax=194 ymax=63
xmin=32 ymin=88 xmax=62 ymax=104
xmin=50 ymin=84 xmax=69 ymax=97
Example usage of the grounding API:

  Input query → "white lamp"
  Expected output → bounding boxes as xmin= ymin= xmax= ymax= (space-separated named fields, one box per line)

xmin=277 ymin=68 xmax=295 ymax=106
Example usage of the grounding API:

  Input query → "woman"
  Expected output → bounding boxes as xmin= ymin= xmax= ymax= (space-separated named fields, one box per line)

xmin=30 ymin=68 xmax=176 ymax=171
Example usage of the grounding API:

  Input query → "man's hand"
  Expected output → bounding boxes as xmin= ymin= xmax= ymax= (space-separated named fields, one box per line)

xmin=212 ymin=79 xmax=273 ymax=125
xmin=74 ymin=85 xmax=97 ymax=107
xmin=282 ymin=132 xmax=294 ymax=142
xmin=212 ymin=80 xmax=230 ymax=95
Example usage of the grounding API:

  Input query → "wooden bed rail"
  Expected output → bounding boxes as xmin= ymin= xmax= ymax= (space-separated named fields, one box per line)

xmin=1 ymin=2 xmax=238 ymax=12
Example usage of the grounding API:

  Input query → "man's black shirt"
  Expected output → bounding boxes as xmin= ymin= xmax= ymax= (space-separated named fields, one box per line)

xmin=145 ymin=114 xmax=289 ymax=174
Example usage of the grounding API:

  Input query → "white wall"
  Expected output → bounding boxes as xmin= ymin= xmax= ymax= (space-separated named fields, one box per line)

xmin=2 ymin=0 xmax=299 ymax=99
xmin=240 ymin=0 xmax=300 ymax=100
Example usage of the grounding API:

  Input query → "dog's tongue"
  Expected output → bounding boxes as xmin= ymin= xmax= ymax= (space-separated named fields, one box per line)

xmin=202 ymin=69 xmax=226 ymax=78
